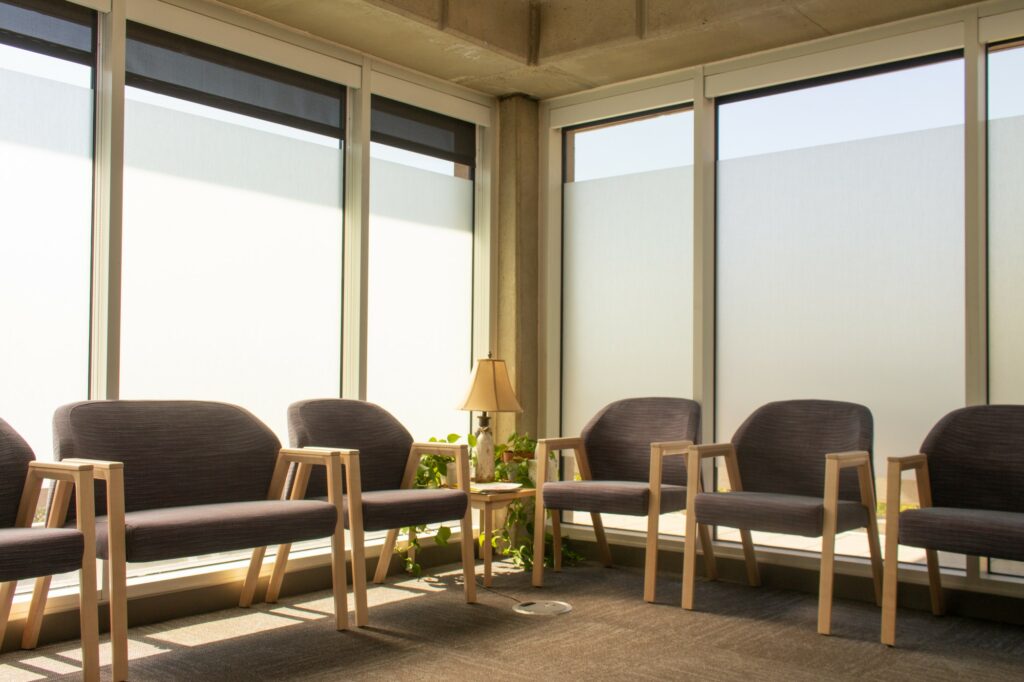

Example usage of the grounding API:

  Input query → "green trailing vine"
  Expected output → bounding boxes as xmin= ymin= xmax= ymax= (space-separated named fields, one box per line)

xmin=396 ymin=431 xmax=583 ymax=576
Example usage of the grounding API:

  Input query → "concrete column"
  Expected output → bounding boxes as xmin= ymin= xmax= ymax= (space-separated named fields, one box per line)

xmin=495 ymin=94 xmax=540 ymax=442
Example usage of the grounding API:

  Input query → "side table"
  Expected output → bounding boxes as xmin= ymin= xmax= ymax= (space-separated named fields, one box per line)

xmin=471 ymin=487 xmax=560 ymax=587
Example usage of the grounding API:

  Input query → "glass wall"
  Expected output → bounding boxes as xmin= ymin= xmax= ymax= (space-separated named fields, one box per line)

xmin=0 ymin=0 xmax=94 ymax=462
xmin=120 ymin=25 xmax=345 ymax=442
xmin=562 ymin=107 xmax=694 ymax=532
xmin=988 ymin=41 xmax=1024 ymax=406
xmin=366 ymin=96 xmax=475 ymax=441
xmin=716 ymin=57 xmax=966 ymax=556
xmin=987 ymin=39 xmax=1024 ymax=578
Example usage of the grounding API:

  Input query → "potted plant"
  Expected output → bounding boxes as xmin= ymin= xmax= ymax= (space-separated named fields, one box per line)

xmin=498 ymin=431 xmax=537 ymax=463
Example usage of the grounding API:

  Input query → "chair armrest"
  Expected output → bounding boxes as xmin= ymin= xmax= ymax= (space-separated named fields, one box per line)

xmin=536 ymin=437 xmax=587 ymax=486
xmin=826 ymin=450 xmax=871 ymax=469
xmin=886 ymin=453 xmax=933 ymax=513
xmin=685 ymin=442 xmax=741 ymax=493
xmin=403 ymin=443 xmax=471 ymax=492
xmin=651 ymin=440 xmax=693 ymax=458
xmin=60 ymin=458 xmax=124 ymax=482
xmin=888 ymin=454 xmax=928 ymax=471
xmin=279 ymin=447 xmax=359 ymax=465
xmin=27 ymin=460 xmax=94 ymax=481
xmin=687 ymin=443 xmax=735 ymax=460
xmin=537 ymin=437 xmax=583 ymax=452
xmin=16 ymin=461 xmax=97 ymax=531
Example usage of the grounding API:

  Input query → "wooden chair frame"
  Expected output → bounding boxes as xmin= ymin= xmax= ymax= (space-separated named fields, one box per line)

xmin=880 ymin=453 xmax=942 ymax=646
xmin=25 ymin=449 xmax=351 ymax=682
xmin=1 ymin=460 xmax=99 ymax=682
xmin=531 ymin=437 xmax=712 ymax=601
xmin=258 ymin=442 xmax=477 ymax=615
xmin=683 ymin=444 xmax=883 ymax=636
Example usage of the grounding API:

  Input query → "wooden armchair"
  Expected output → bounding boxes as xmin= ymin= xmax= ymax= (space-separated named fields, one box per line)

xmin=881 ymin=405 xmax=1024 ymax=645
xmin=682 ymin=400 xmax=883 ymax=635
xmin=249 ymin=399 xmax=476 ymax=618
xmin=25 ymin=400 xmax=353 ymax=682
xmin=0 ymin=418 xmax=99 ymax=681
xmin=532 ymin=397 xmax=713 ymax=602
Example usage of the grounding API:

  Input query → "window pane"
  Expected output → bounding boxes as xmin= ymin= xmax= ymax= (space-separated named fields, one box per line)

xmin=986 ymin=41 xmax=1024 ymax=579
xmin=367 ymin=142 xmax=473 ymax=440
xmin=121 ymin=84 xmax=344 ymax=442
xmin=0 ymin=41 xmax=92 ymax=461
xmin=988 ymin=42 xmax=1024 ymax=405
xmin=716 ymin=59 xmax=965 ymax=556
xmin=562 ymin=109 xmax=694 ymax=534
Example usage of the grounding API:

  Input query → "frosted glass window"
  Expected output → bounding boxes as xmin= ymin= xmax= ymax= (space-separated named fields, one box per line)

xmin=0 ymin=42 xmax=92 ymax=461
xmin=717 ymin=58 xmax=965 ymax=556
xmin=121 ymin=87 xmax=344 ymax=442
xmin=366 ymin=143 xmax=473 ymax=440
xmin=988 ymin=42 xmax=1024 ymax=405
xmin=562 ymin=109 xmax=694 ymax=438
xmin=561 ymin=109 xmax=694 ymax=536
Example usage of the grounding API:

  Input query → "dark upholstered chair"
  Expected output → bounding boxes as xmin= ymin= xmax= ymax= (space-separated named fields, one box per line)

xmin=253 ymin=399 xmax=476 ymax=611
xmin=683 ymin=400 xmax=882 ymax=635
xmin=532 ymin=397 xmax=710 ymax=602
xmin=0 ymin=418 xmax=99 ymax=680
xmin=881 ymin=405 xmax=1024 ymax=645
xmin=29 ymin=401 xmax=352 ymax=682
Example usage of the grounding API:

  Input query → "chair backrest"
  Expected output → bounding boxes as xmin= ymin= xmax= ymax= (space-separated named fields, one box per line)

xmin=54 ymin=401 xmax=281 ymax=516
xmin=289 ymin=399 xmax=414 ymax=495
xmin=731 ymin=400 xmax=872 ymax=501
xmin=0 ymin=418 xmax=35 ymax=529
xmin=921 ymin=405 xmax=1024 ymax=513
xmin=580 ymin=397 xmax=701 ymax=485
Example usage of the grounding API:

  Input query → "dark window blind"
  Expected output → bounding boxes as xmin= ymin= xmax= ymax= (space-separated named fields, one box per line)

xmin=371 ymin=95 xmax=475 ymax=167
xmin=126 ymin=22 xmax=344 ymax=139
xmin=0 ymin=0 xmax=94 ymax=64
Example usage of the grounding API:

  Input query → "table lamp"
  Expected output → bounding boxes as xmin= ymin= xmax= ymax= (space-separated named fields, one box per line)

xmin=461 ymin=354 xmax=522 ymax=482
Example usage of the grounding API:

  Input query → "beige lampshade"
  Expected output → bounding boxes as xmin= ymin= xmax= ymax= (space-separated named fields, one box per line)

xmin=460 ymin=358 xmax=523 ymax=413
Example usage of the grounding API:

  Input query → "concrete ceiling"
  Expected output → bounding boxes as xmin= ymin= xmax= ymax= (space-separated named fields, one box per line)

xmin=216 ymin=0 xmax=978 ymax=99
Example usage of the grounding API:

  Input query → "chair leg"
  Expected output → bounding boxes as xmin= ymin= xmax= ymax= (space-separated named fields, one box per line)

xmin=108 ymin=548 xmax=130 ymax=681
xmin=0 ymin=581 xmax=15 ymax=650
xmin=551 ymin=511 xmax=563 ymax=572
xmin=374 ymin=529 xmax=400 ymax=584
xmin=643 ymin=511 xmax=660 ymax=602
xmin=78 ymin=541 xmax=100 ymax=682
xmin=532 ymin=503 xmax=547 ymax=587
xmin=264 ymin=544 xmax=292 ymax=604
xmin=460 ymin=511 xmax=477 ymax=603
xmin=348 ymin=526 xmax=368 ymax=626
xmin=591 ymin=513 xmax=613 ymax=567
xmin=866 ymin=520 xmax=884 ymax=607
xmin=881 ymin=519 xmax=901 ymax=646
xmin=697 ymin=524 xmax=717 ymax=581
xmin=818 ymin=458 xmax=841 ymax=636
xmin=818 ymin=525 xmax=837 ymax=636
xmin=681 ymin=508 xmax=698 ymax=610
xmin=925 ymin=549 xmax=944 ymax=616
xmin=738 ymin=529 xmax=760 ymax=587
xmin=20 ymin=576 xmax=51 ymax=649
xmin=240 ymin=548 xmax=266 ymax=607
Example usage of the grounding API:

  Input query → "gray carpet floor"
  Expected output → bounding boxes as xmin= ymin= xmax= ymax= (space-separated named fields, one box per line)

xmin=2 ymin=562 xmax=1023 ymax=681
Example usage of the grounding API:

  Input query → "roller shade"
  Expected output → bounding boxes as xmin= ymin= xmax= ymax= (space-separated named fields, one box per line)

xmin=127 ymin=22 xmax=344 ymax=139
xmin=0 ymin=0 xmax=94 ymax=64
xmin=371 ymin=94 xmax=475 ymax=167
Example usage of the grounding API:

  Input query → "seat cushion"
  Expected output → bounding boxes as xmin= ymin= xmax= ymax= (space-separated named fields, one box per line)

xmin=0 ymin=527 xmax=84 ymax=582
xmin=335 ymin=489 xmax=467 ymax=532
xmin=541 ymin=480 xmax=687 ymax=516
xmin=695 ymin=491 xmax=869 ymax=537
xmin=899 ymin=507 xmax=1024 ymax=562
xmin=87 ymin=500 xmax=337 ymax=563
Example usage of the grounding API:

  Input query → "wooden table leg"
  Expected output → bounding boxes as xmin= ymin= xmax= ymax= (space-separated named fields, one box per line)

xmin=483 ymin=502 xmax=493 ymax=587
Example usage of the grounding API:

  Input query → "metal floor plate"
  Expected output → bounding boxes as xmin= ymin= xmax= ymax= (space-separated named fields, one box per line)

xmin=513 ymin=600 xmax=573 ymax=616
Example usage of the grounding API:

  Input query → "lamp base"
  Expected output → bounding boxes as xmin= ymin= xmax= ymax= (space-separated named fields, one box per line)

xmin=475 ymin=419 xmax=495 ymax=483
